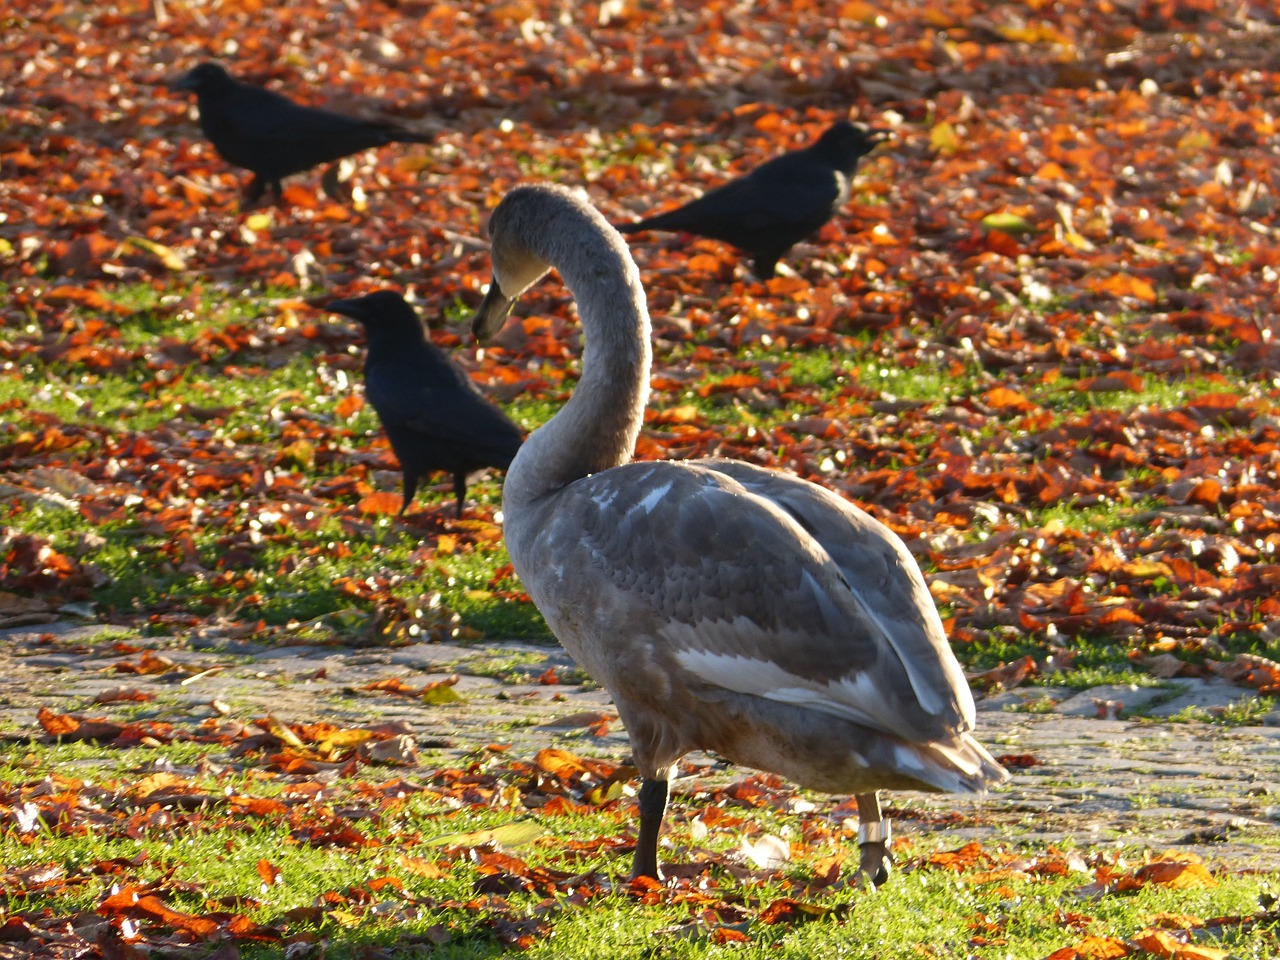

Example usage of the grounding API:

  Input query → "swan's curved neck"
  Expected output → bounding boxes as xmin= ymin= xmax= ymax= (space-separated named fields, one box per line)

xmin=503 ymin=241 xmax=651 ymax=508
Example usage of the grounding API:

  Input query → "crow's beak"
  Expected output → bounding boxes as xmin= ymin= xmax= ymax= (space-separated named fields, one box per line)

xmin=325 ymin=297 xmax=367 ymax=322
xmin=471 ymin=278 xmax=515 ymax=342
xmin=170 ymin=69 xmax=198 ymax=92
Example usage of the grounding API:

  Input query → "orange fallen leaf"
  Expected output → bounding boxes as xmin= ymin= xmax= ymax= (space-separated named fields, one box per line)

xmin=534 ymin=748 xmax=589 ymax=780
xmin=1127 ymin=857 xmax=1217 ymax=891
xmin=357 ymin=491 xmax=403 ymax=515
xmin=1131 ymin=928 xmax=1229 ymax=960
xmin=1073 ymin=934 xmax=1132 ymax=959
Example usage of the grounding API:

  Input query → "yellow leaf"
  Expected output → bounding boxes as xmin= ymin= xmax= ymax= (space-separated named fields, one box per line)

xmin=422 ymin=675 xmax=464 ymax=705
xmin=586 ymin=780 xmax=626 ymax=805
xmin=124 ymin=236 xmax=186 ymax=270
xmin=425 ymin=818 xmax=549 ymax=849
xmin=314 ymin=728 xmax=375 ymax=753
xmin=277 ymin=439 xmax=315 ymax=470
xmin=929 ymin=121 xmax=962 ymax=155
xmin=259 ymin=716 xmax=306 ymax=750
xmin=981 ymin=210 xmax=1037 ymax=234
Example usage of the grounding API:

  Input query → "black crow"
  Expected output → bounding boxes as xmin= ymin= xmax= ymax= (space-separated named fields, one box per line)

xmin=615 ymin=121 xmax=890 ymax=279
xmin=172 ymin=62 xmax=432 ymax=204
xmin=326 ymin=291 xmax=523 ymax=518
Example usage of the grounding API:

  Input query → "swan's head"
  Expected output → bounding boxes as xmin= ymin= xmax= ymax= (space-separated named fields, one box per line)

xmin=471 ymin=190 xmax=562 ymax=341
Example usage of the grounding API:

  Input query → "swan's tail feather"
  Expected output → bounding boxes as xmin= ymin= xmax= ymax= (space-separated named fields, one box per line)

xmin=900 ymin=732 xmax=1010 ymax=794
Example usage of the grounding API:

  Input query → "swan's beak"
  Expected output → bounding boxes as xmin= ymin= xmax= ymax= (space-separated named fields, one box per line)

xmin=472 ymin=278 xmax=514 ymax=342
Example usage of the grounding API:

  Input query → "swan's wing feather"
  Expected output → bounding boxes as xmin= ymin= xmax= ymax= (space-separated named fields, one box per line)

xmin=702 ymin=458 xmax=976 ymax=728
xmin=515 ymin=460 xmax=970 ymax=741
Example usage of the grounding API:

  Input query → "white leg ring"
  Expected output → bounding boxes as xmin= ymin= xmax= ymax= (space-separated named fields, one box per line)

xmin=858 ymin=819 xmax=891 ymax=846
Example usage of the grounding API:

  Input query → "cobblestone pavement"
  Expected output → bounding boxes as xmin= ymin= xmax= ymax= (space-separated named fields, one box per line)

xmin=3 ymin=621 xmax=1278 ymax=870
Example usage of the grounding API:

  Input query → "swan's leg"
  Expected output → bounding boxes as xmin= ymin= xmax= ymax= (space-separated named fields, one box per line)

xmin=631 ymin=776 xmax=669 ymax=880
xmin=855 ymin=791 xmax=892 ymax=887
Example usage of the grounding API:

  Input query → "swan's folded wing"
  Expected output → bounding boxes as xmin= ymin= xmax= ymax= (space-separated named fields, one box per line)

xmin=523 ymin=460 xmax=971 ymax=742
xmin=703 ymin=458 xmax=976 ymax=729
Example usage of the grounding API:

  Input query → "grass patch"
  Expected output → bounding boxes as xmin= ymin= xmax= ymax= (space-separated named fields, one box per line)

xmin=2 ymin=736 xmax=1276 ymax=959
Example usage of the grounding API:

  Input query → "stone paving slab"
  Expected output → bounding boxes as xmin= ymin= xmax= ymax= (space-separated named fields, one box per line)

xmin=2 ymin=622 xmax=1279 ymax=870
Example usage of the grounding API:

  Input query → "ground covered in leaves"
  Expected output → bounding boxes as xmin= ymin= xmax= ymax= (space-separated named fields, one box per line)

xmin=2 ymin=0 xmax=1280 ymax=957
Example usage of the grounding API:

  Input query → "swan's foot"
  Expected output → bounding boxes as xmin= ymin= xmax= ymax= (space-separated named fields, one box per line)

xmin=856 ymin=818 xmax=892 ymax=888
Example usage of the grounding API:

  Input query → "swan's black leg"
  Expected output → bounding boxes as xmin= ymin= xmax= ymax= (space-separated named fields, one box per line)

xmin=855 ymin=791 xmax=892 ymax=887
xmin=631 ymin=776 xmax=669 ymax=880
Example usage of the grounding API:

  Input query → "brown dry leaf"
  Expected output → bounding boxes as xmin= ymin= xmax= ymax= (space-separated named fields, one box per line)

xmin=334 ymin=394 xmax=364 ymax=419
xmin=1206 ymin=653 xmax=1280 ymax=692
xmin=984 ymin=386 xmax=1037 ymax=412
xmin=1073 ymin=934 xmax=1133 ymax=959
xmin=1121 ymin=854 xmax=1217 ymax=891
xmin=1148 ymin=912 xmax=1204 ymax=930
xmin=358 ymin=735 xmax=418 ymax=765
xmin=534 ymin=748 xmax=589 ymax=780
xmin=133 ymin=772 xmax=185 ymax=798
xmin=92 ymin=687 xmax=157 ymax=705
xmin=1131 ymin=928 xmax=1229 ymax=960
xmin=357 ymin=491 xmax=403 ymax=515
xmin=363 ymin=676 xmax=420 ymax=696
xmin=398 ymin=855 xmax=447 ymax=879
xmin=969 ymin=656 xmax=1038 ymax=692
xmin=256 ymin=859 xmax=283 ymax=886
xmin=757 ymin=897 xmax=830 ymax=925
xmin=1091 ymin=273 xmax=1157 ymax=304
xmin=1077 ymin=371 xmax=1145 ymax=393
xmin=927 ymin=841 xmax=988 ymax=872
xmin=539 ymin=710 xmax=616 ymax=730
xmin=36 ymin=707 xmax=82 ymax=737
xmin=1133 ymin=653 xmax=1197 ymax=679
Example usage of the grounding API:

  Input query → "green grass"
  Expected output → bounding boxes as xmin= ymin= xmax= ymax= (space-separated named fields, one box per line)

xmin=2 ymin=739 xmax=1275 ymax=960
